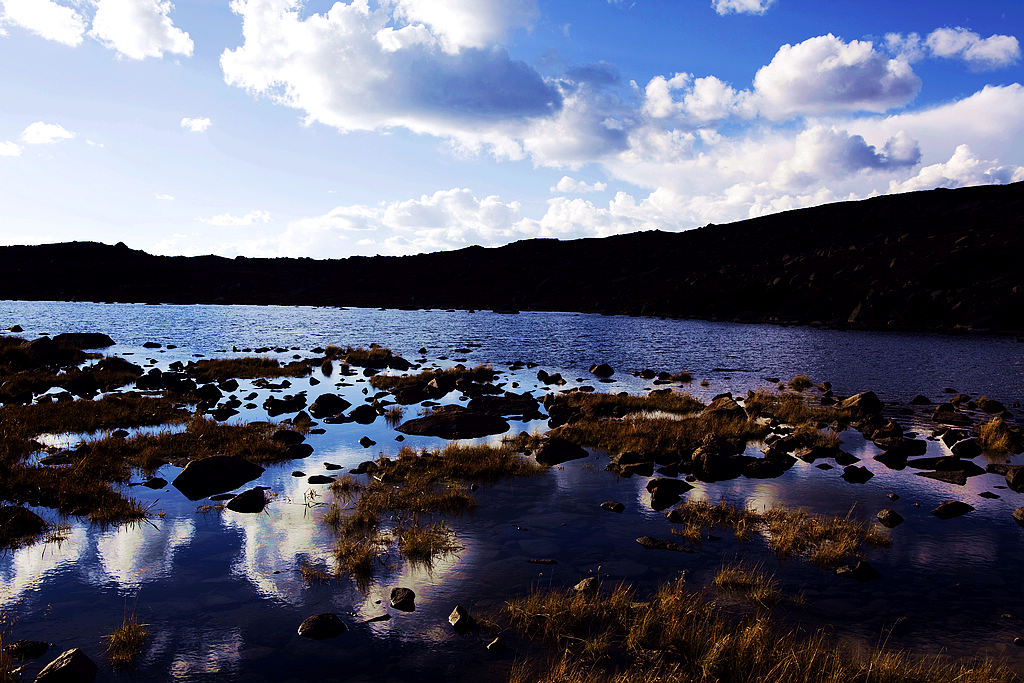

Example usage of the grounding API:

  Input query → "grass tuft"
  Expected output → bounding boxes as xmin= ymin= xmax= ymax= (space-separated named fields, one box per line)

xmin=105 ymin=610 xmax=148 ymax=667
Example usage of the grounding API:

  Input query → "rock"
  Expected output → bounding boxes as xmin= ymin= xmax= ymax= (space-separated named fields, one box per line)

xmin=950 ymin=438 xmax=982 ymax=458
xmin=288 ymin=443 xmax=314 ymax=459
xmin=348 ymin=404 xmax=379 ymax=424
xmin=703 ymin=395 xmax=746 ymax=419
xmin=590 ymin=363 xmax=614 ymax=378
xmin=646 ymin=478 xmax=693 ymax=511
xmin=1006 ymin=466 xmax=1024 ymax=493
xmin=141 ymin=477 xmax=167 ymax=489
xmin=297 ymin=613 xmax=347 ymax=639
xmin=933 ymin=405 xmax=970 ymax=425
xmin=978 ymin=397 xmax=1006 ymax=414
xmin=0 ymin=506 xmax=47 ymax=548
xmin=877 ymin=509 xmax=903 ymax=527
xmin=835 ymin=560 xmax=881 ymax=581
xmin=1013 ymin=508 xmax=1024 ymax=527
xmin=307 ymin=475 xmax=335 ymax=484
xmin=7 ymin=639 xmax=49 ymax=660
xmin=535 ymin=437 xmax=587 ymax=466
xmin=225 ymin=487 xmax=268 ymax=513
xmin=263 ymin=393 xmax=307 ymax=417
xmin=932 ymin=500 xmax=974 ymax=519
xmin=940 ymin=429 xmax=970 ymax=449
xmin=917 ymin=470 xmax=968 ymax=486
xmin=467 ymin=392 xmax=542 ymax=419
xmin=309 ymin=393 xmax=352 ymax=418
xmin=449 ymin=605 xmax=475 ymax=631
xmin=390 ymin=587 xmax=416 ymax=612
xmin=909 ymin=395 xmax=931 ymax=405
xmin=841 ymin=465 xmax=873 ymax=484
xmin=601 ymin=501 xmax=625 ymax=513
xmin=636 ymin=536 xmax=694 ymax=552
xmin=536 ymin=369 xmax=566 ymax=385
xmin=359 ymin=436 xmax=376 ymax=448
xmin=142 ymin=341 xmax=161 ymax=348
xmin=171 ymin=456 xmax=265 ymax=501
xmin=271 ymin=429 xmax=305 ymax=446
xmin=35 ymin=648 xmax=97 ymax=683
xmin=840 ymin=391 xmax=882 ymax=417
xmin=573 ymin=577 xmax=599 ymax=593
xmin=486 ymin=636 xmax=505 ymax=653
xmin=397 ymin=406 xmax=509 ymax=439
xmin=52 ymin=332 xmax=115 ymax=348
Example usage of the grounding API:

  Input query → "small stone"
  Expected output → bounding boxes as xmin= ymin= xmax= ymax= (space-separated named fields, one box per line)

xmin=876 ymin=509 xmax=903 ymax=527
xmin=390 ymin=587 xmax=416 ymax=612
xmin=573 ymin=577 xmax=599 ymax=593
xmin=932 ymin=500 xmax=974 ymax=520
xmin=600 ymin=500 xmax=625 ymax=513
xmin=887 ymin=492 xmax=899 ymax=501
xmin=449 ymin=604 xmax=474 ymax=631
xmin=225 ymin=487 xmax=268 ymax=513
xmin=297 ymin=613 xmax=347 ymax=639
xmin=359 ymin=436 xmax=376 ymax=448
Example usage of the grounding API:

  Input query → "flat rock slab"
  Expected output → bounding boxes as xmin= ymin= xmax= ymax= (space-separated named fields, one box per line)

xmin=397 ymin=406 xmax=509 ymax=439
xmin=35 ymin=648 xmax=97 ymax=683
xmin=916 ymin=470 xmax=968 ymax=486
xmin=932 ymin=500 xmax=974 ymax=520
xmin=172 ymin=456 xmax=265 ymax=501
xmin=297 ymin=613 xmax=347 ymax=639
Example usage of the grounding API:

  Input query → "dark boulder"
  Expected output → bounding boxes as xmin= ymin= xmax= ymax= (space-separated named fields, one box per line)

xmin=601 ymin=501 xmax=625 ymax=513
xmin=1013 ymin=507 xmax=1024 ymax=527
xmin=876 ymin=509 xmax=904 ymax=527
xmin=703 ymin=395 xmax=746 ymax=419
xmin=950 ymin=438 xmax=982 ymax=458
xmin=917 ymin=470 xmax=968 ymax=485
xmin=535 ymin=437 xmax=587 ymax=466
xmin=309 ymin=393 xmax=351 ymax=418
xmin=646 ymin=479 xmax=693 ymax=511
xmin=171 ymin=456 xmax=265 ymax=500
xmin=297 ymin=613 xmax=347 ymax=639
xmin=940 ymin=428 xmax=970 ymax=449
xmin=263 ymin=393 xmax=307 ymax=417
xmin=359 ymin=436 xmax=376 ymax=448
xmin=932 ymin=500 xmax=974 ymax=519
xmin=7 ymin=639 xmax=49 ymax=660
xmin=272 ymin=428 xmax=305 ymax=447
xmin=390 ymin=587 xmax=416 ymax=612
xmin=307 ymin=475 xmax=335 ymax=484
xmin=840 ymin=391 xmax=882 ymax=417
xmin=141 ymin=477 xmax=167 ymax=489
xmin=1007 ymin=466 xmax=1024 ymax=493
xmin=52 ymin=332 xmax=115 ymax=348
xmin=836 ymin=560 xmax=881 ymax=581
xmin=467 ymin=392 xmax=542 ymax=419
xmin=589 ymin=363 xmax=614 ymax=378
xmin=348 ymin=404 xmax=379 ymax=424
xmin=0 ymin=506 xmax=47 ymax=548
xmin=35 ymin=648 xmax=97 ymax=683
xmin=842 ymin=465 xmax=873 ymax=484
xmin=449 ymin=605 xmax=475 ymax=631
xmin=909 ymin=395 xmax=931 ymax=405
xmin=573 ymin=577 xmax=599 ymax=593
xmin=225 ymin=487 xmax=269 ymax=513
xmin=397 ymin=406 xmax=509 ymax=439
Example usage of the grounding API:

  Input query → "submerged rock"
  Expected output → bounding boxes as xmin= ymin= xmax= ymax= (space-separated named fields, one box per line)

xmin=7 ymin=639 xmax=49 ymax=660
xmin=297 ymin=613 xmax=347 ymax=639
xmin=932 ymin=500 xmax=974 ymax=520
xmin=35 ymin=648 xmax=97 ymax=683
xmin=171 ymin=456 xmax=265 ymax=501
xmin=841 ymin=465 xmax=873 ymax=484
xmin=601 ymin=501 xmax=625 ymax=513
xmin=836 ymin=560 xmax=881 ymax=581
xmin=397 ymin=406 xmax=509 ymax=439
xmin=535 ymin=437 xmax=587 ymax=466
xmin=877 ymin=509 xmax=904 ymax=527
xmin=225 ymin=487 xmax=268 ymax=513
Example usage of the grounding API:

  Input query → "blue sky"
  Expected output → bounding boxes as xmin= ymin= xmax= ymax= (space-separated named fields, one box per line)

xmin=0 ymin=0 xmax=1022 ymax=258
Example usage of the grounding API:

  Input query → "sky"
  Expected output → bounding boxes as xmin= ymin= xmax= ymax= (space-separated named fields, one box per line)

xmin=0 ymin=0 xmax=1022 ymax=259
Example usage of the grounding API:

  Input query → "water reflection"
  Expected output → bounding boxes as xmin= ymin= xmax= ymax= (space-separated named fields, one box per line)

xmin=94 ymin=518 xmax=195 ymax=589
xmin=0 ymin=527 xmax=88 ymax=607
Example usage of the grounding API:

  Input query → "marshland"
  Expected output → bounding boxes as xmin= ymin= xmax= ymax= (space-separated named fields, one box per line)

xmin=1 ymin=301 xmax=1023 ymax=682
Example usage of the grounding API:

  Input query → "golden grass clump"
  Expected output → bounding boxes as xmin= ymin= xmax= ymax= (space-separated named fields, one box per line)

xmin=384 ymin=405 xmax=404 ymax=427
xmin=334 ymin=534 xmax=383 ymax=583
xmin=712 ymin=563 xmax=784 ymax=605
xmin=185 ymin=357 xmax=312 ymax=382
xmin=505 ymin=576 xmax=1018 ymax=683
xmin=743 ymin=389 xmax=843 ymax=426
xmin=105 ymin=611 xmax=148 ymax=667
xmin=553 ymin=391 xmax=705 ymax=419
xmin=370 ymin=363 xmax=494 ymax=391
xmin=397 ymin=520 xmax=462 ymax=565
xmin=792 ymin=423 xmax=841 ymax=450
xmin=788 ymin=374 xmax=814 ymax=391
xmin=978 ymin=417 xmax=1014 ymax=454
xmin=667 ymin=500 xmax=889 ymax=568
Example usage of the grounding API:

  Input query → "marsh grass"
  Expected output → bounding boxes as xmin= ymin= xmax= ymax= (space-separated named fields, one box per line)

xmin=334 ymin=534 xmax=384 ymax=585
xmin=105 ymin=610 xmax=148 ymax=667
xmin=384 ymin=405 xmax=404 ymax=427
xmin=978 ymin=418 xmax=1014 ymax=454
xmin=340 ymin=345 xmax=408 ymax=368
xmin=297 ymin=562 xmax=332 ymax=585
xmin=505 ymin=576 xmax=1017 ymax=683
xmin=553 ymin=391 xmax=705 ymax=420
xmin=669 ymin=371 xmax=693 ymax=383
xmin=712 ymin=563 xmax=784 ymax=605
xmin=667 ymin=500 xmax=888 ymax=567
xmin=792 ymin=423 xmax=841 ymax=449
xmin=370 ymin=364 xmax=494 ymax=391
xmin=743 ymin=389 xmax=842 ymax=426
xmin=396 ymin=520 xmax=462 ymax=565
xmin=788 ymin=374 xmax=814 ymax=391
xmin=185 ymin=357 xmax=313 ymax=382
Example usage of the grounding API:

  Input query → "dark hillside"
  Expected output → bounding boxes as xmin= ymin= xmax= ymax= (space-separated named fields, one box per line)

xmin=1 ymin=182 xmax=1022 ymax=333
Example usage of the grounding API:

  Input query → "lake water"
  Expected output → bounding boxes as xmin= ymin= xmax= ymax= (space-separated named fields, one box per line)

xmin=1 ymin=301 xmax=1023 ymax=681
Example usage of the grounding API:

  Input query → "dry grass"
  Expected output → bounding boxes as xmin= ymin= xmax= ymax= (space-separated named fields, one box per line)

xmin=185 ymin=357 xmax=312 ymax=382
xmin=370 ymin=364 xmax=494 ymax=391
xmin=712 ymin=563 xmax=784 ymax=605
xmin=384 ymin=405 xmax=404 ymax=427
xmin=105 ymin=610 xmax=148 ymax=667
xmin=792 ymin=423 xmax=841 ymax=449
xmin=297 ymin=562 xmax=332 ymax=585
xmin=505 ymin=576 xmax=1018 ymax=683
xmin=396 ymin=520 xmax=462 ymax=565
xmin=669 ymin=371 xmax=693 ymax=383
xmin=0 ymin=629 xmax=12 ymax=683
xmin=667 ymin=500 xmax=889 ymax=568
xmin=978 ymin=418 xmax=1014 ymax=454
xmin=339 ymin=345 xmax=409 ymax=369
xmin=743 ymin=389 xmax=841 ymax=426
xmin=551 ymin=391 xmax=705 ymax=419
xmin=334 ymin=534 xmax=383 ymax=584
xmin=788 ymin=374 xmax=814 ymax=391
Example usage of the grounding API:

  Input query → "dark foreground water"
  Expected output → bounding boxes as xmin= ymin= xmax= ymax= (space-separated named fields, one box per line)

xmin=1 ymin=301 xmax=1023 ymax=681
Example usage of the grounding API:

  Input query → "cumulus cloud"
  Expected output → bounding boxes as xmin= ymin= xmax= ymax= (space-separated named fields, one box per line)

xmin=0 ymin=0 xmax=86 ymax=46
xmin=201 ymin=210 xmax=271 ymax=226
xmin=220 ymin=0 xmax=559 ymax=152
xmin=180 ymin=116 xmax=211 ymax=132
xmin=925 ymin=27 xmax=1020 ymax=69
xmin=889 ymin=144 xmax=1024 ymax=193
xmin=21 ymin=122 xmax=75 ymax=144
xmin=772 ymin=126 xmax=920 ymax=189
xmin=753 ymin=34 xmax=920 ymax=118
xmin=711 ymin=0 xmax=776 ymax=16
xmin=90 ymin=0 xmax=193 ymax=60
xmin=551 ymin=176 xmax=608 ymax=194
xmin=393 ymin=0 xmax=537 ymax=53
xmin=0 ymin=140 xmax=21 ymax=156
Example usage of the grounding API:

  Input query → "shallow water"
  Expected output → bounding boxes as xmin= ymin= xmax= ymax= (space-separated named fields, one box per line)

xmin=1 ymin=301 xmax=1023 ymax=681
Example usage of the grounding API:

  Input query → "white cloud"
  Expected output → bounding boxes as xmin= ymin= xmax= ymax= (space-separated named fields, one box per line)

xmin=393 ymin=0 xmax=538 ymax=53
xmin=200 ymin=210 xmax=271 ymax=226
xmin=753 ymin=34 xmax=920 ymax=118
xmin=0 ymin=141 xmax=21 ymax=157
xmin=711 ymin=0 xmax=776 ymax=16
xmin=925 ymin=27 xmax=1020 ymax=69
xmin=155 ymin=193 xmax=174 ymax=200
xmin=90 ymin=0 xmax=193 ymax=60
xmin=771 ymin=126 xmax=919 ymax=190
xmin=20 ymin=122 xmax=75 ymax=145
xmin=888 ymin=144 xmax=1024 ymax=193
xmin=220 ymin=0 xmax=559 ymax=153
xmin=180 ymin=116 xmax=211 ymax=132
xmin=551 ymin=176 xmax=608 ymax=194
xmin=0 ymin=0 xmax=86 ymax=46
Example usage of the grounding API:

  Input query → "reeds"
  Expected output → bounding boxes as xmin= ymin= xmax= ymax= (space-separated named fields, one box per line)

xmin=712 ymin=563 xmax=784 ymax=605
xmin=978 ymin=417 xmax=1014 ymax=454
xmin=396 ymin=520 xmax=462 ymax=565
xmin=185 ymin=357 xmax=312 ymax=382
xmin=105 ymin=610 xmax=148 ymax=667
